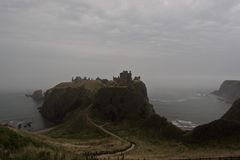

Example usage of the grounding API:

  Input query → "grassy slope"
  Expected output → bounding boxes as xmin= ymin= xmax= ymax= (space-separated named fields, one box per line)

xmin=222 ymin=98 xmax=240 ymax=121
xmin=101 ymin=118 xmax=240 ymax=160
xmin=0 ymin=125 xmax=86 ymax=160
xmin=45 ymin=106 xmax=130 ymax=154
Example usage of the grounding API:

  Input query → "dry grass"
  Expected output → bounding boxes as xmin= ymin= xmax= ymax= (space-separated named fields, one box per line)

xmin=119 ymin=137 xmax=240 ymax=160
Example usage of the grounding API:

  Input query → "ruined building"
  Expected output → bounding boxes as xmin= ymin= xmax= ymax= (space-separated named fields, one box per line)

xmin=113 ymin=70 xmax=132 ymax=85
xmin=113 ymin=70 xmax=141 ymax=85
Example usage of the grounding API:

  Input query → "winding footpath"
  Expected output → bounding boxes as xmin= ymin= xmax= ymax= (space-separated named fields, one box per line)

xmin=86 ymin=105 xmax=136 ymax=158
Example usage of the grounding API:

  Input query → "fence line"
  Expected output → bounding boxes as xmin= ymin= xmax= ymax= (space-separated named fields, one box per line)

xmin=174 ymin=155 xmax=240 ymax=160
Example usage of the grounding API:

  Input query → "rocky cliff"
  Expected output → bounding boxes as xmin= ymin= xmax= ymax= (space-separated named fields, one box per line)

xmin=213 ymin=80 xmax=240 ymax=102
xmin=91 ymin=81 xmax=154 ymax=122
xmin=26 ymin=90 xmax=44 ymax=102
xmin=40 ymin=81 xmax=104 ymax=123
xmin=40 ymin=78 xmax=155 ymax=124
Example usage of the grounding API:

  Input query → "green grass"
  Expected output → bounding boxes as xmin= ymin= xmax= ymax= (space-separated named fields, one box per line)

xmin=46 ymin=107 xmax=108 ymax=140
xmin=0 ymin=125 xmax=86 ymax=160
xmin=0 ymin=125 xmax=36 ymax=150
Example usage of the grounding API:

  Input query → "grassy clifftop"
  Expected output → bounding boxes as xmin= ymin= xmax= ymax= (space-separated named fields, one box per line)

xmin=40 ymin=80 xmax=104 ymax=123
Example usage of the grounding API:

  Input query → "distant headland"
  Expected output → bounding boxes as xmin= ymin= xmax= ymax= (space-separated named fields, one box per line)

xmin=212 ymin=80 xmax=240 ymax=103
xmin=25 ymin=89 xmax=44 ymax=102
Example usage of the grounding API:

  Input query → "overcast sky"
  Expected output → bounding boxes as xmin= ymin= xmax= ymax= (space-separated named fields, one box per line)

xmin=1 ymin=0 xmax=240 ymax=91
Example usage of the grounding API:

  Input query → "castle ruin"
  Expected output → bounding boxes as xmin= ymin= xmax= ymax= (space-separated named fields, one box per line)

xmin=113 ymin=70 xmax=140 ymax=85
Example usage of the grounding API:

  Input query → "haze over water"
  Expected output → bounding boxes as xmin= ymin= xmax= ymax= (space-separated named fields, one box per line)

xmin=0 ymin=82 xmax=230 ymax=131
xmin=149 ymin=87 xmax=230 ymax=130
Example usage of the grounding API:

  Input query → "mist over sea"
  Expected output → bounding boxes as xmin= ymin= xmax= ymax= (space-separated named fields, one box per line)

xmin=0 ymin=92 xmax=52 ymax=131
xmin=0 ymin=86 xmax=231 ymax=131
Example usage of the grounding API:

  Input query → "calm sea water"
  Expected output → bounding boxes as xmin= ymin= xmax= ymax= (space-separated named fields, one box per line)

xmin=0 ymin=88 xmax=231 ymax=131
xmin=149 ymin=87 xmax=231 ymax=130
xmin=0 ymin=92 xmax=52 ymax=131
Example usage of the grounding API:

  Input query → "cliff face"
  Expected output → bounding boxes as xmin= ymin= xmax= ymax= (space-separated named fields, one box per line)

xmin=40 ymin=81 xmax=104 ymax=123
xmin=213 ymin=80 xmax=240 ymax=102
xmin=92 ymin=81 xmax=154 ymax=122
xmin=40 ymin=78 xmax=155 ymax=124
xmin=26 ymin=90 xmax=44 ymax=102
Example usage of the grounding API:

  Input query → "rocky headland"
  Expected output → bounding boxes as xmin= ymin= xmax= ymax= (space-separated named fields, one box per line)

xmin=2 ymin=72 xmax=240 ymax=159
xmin=40 ymin=71 xmax=154 ymax=123
xmin=40 ymin=73 xmax=240 ymax=143
xmin=40 ymin=71 xmax=183 ymax=140
xmin=213 ymin=80 xmax=240 ymax=103
xmin=26 ymin=89 xmax=44 ymax=102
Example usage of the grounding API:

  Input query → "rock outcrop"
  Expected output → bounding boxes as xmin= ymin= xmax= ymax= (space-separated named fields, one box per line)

xmin=40 ymin=71 xmax=155 ymax=125
xmin=39 ymin=81 xmax=102 ymax=123
xmin=26 ymin=90 xmax=44 ymax=102
xmin=92 ymin=81 xmax=154 ymax=122
xmin=213 ymin=80 xmax=240 ymax=102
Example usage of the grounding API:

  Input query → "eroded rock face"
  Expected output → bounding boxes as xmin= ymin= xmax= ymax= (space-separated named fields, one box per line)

xmin=26 ymin=90 xmax=43 ymax=102
xmin=213 ymin=80 xmax=240 ymax=102
xmin=40 ymin=87 xmax=93 ymax=123
xmin=92 ymin=81 xmax=155 ymax=122
xmin=32 ymin=90 xmax=44 ymax=101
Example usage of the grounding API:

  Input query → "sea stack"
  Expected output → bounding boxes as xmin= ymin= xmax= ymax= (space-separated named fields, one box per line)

xmin=26 ymin=90 xmax=44 ymax=102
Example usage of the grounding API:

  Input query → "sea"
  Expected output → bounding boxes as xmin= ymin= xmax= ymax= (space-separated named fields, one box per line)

xmin=149 ymin=87 xmax=231 ymax=130
xmin=0 ymin=92 xmax=52 ymax=131
xmin=0 ymin=87 xmax=231 ymax=131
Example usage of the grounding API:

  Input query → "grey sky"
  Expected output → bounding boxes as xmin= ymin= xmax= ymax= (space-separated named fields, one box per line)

xmin=1 ymin=0 xmax=240 ymax=91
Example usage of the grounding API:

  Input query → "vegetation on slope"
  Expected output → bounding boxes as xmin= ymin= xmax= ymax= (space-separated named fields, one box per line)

xmin=46 ymin=107 xmax=108 ymax=139
xmin=141 ymin=114 xmax=184 ymax=140
xmin=0 ymin=125 xmax=35 ymax=150
xmin=0 ymin=125 xmax=86 ymax=160
xmin=222 ymin=98 xmax=240 ymax=121
xmin=190 ymin=119 xmax=240 ymax=142
xmin=188 ymin=98 xmax=240 ymax=145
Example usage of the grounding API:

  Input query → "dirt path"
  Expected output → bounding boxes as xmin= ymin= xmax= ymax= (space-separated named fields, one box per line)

xmin=34 ymin=126 xmax=58 ymax=134
xmin=31 ymin=105 xmax=135 ymax=158
xmin=86 ymin=105 xmax=136 ymax=157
